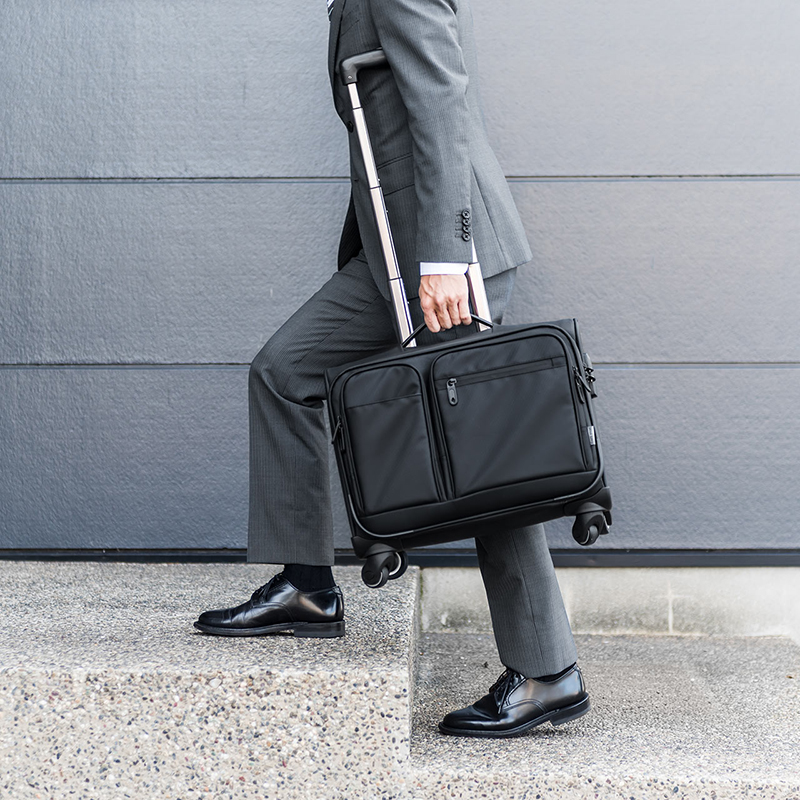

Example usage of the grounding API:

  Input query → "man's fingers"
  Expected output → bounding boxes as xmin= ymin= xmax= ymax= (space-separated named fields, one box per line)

xmin=425 ymin=291 xmax=453 ymax=330
xmin=423 ymin=305 xmax=441 ymax=333
xmin=448 ymin=296 xmax=473 ymax=327
xmin=419 ymin=275 xmax=470 ymax=333
xmin=446 ymin=297 xmax=462 ymax=327
xmin=437 ymin=303 xmax=453 ymax=330
xmin=420 ymin=293 xmax=440 ymax=333
xmin=458 ymin=297 xmax=472 ymax=326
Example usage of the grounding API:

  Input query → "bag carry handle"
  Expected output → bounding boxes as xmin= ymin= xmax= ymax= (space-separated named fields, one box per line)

xmin=340 ymin=49 xmax=493 ymax=348
xmin=401 ymin=315 xmax=494 ymax=349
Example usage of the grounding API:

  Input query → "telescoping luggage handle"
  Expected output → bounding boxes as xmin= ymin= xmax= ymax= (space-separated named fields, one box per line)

xmin=340 ymin=49 xmax=493 ymax=349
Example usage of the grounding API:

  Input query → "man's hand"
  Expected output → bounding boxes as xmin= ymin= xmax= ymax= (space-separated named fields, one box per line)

xmin=419 ymin=274 xmax=472 ymax=333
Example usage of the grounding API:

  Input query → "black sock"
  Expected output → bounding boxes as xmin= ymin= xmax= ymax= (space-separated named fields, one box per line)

xmin=533 ymin=663 xmax=575 ymax=682
xmin=281 ymin=564 xmax=335 ymax=592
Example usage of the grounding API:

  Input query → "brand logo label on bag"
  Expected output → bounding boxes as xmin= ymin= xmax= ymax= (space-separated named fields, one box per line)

xmin=588 ymin=426 xmax=596 ymax=446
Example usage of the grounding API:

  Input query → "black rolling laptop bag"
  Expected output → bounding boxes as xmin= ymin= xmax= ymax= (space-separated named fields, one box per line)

xmin=326 ymin=51 xmax=612 ymax=587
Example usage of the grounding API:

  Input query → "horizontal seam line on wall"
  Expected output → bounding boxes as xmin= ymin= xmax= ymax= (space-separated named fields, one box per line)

xmin=3 ymin=548 xmax=800 ymax=567
xmin=2 ymin=174 xmax=800 ymax=184
xmin=0 ymin=363 xmax=249 ymax=369
xmin=595 ymin=362 xmax=800 ymax=369
xmin=0 ymin=177 xmax=351 ymax=185
xmin=1 ymin=362 xmax=799 ymax=370
xmin=509 ymin=174 xmax=800 ymax=182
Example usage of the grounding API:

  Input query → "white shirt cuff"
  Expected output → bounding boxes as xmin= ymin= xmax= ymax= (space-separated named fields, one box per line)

xmin=419 ymin=262 xmax=470 ymax=276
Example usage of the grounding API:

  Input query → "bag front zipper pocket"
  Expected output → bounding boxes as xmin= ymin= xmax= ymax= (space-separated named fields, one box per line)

xmin=434 ymin=358 xmax=567 ymax=404
xmin=431 ymin=340 xmax=589 ymax=497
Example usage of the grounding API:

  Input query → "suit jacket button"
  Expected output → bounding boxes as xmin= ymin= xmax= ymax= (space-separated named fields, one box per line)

xmin=462 ymin=209 xmax=471 ymax=219
xmin=462 ymin=232 xmax=471 ymax=241
xmin=346 ymin=121 xmax=354 ymax=132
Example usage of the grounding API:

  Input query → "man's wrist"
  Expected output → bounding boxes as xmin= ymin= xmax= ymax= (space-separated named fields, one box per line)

xmin=420 ymin=262 xmax=470 ymax=276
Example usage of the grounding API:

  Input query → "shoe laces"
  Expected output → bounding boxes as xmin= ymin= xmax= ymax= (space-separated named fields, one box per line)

xmin=250 ymin=574 xmax=282 ymax=602
xmin=489 ymin=668 xmax=524 ymax=709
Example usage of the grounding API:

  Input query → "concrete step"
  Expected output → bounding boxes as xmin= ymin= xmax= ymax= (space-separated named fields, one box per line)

xmin=0 ymin=563 xmax=419 ymax=800
xmin=413 ymin=632 xmax=800 ymax=800
xmin=2 ymin=563 xmax=799 ymax=799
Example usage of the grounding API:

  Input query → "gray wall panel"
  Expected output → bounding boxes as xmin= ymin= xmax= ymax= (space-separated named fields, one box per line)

xmin=3 ymin=366 xmax=796 ymax=551
xmin=474 ymin=0 xmax=800 ymax=176
xmin=544 ymin=366 xmax=800 ymax=550
xmin=0 ymin=367 xmax=248 ymax=549
xmin=3 ymin=178 xmax=798 ymax=365
xmin=506 ymin=178 xmax=800 ymax=362
xmin=0 ymin=1 xmax=346 ymax=178
xmin=3 ymin=1 xmax=798 ymax=179
xmin=0 ymin=181 xmax=349 ymax=364
xmin=3 ymin=1 xmax=797 ymax=557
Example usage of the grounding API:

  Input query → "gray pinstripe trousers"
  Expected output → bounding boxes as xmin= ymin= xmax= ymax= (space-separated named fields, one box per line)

xmin=247 ymin=254 xmax=577 ymax=677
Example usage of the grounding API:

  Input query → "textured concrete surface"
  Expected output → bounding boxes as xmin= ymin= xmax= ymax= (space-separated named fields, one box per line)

xmin=4 ymin=178 xmax=800 ymax=365
xmin=0 ymin=563 xmax=420 ymax=799
xmin=5 ymin=363 xmax=800 ymax=553
xmin=1 ymin=563 xmax=799 ymax=799
xmin=0 ymin=1 xmax=344 ymax=178
xmin=506 ymin=178 xmax=800 ymax=364
xmin=0 ymin=181 xmax=347 ymax=364
xmin=3 ymin=1 xmax=800 ymax=557
xmin=472 ymin=0 xmax=800 ymax=176
xmin=422 ymin=567 xmax=800 ymax=645
xmin=413 ymin=632 xmax=800 ymax=799
xmin=3 ymin=1 xmax=800 ymax=178
xmin=0 ymin=366 xmax=249 ymax=549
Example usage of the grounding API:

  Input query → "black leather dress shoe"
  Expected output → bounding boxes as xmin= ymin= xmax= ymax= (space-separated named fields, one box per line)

xmin=438 ymin=664 xmax=589 ymax=737
xmin=194 ymin=574 xmax=345 ymax=638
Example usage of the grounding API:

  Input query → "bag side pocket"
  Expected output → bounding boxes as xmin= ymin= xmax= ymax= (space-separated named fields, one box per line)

xmin=343 ymin=365 xmax=441 ymax=515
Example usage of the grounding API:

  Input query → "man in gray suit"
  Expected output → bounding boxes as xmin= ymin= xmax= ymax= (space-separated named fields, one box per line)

xmin=196 ymin=0 xmax=590 ymax=737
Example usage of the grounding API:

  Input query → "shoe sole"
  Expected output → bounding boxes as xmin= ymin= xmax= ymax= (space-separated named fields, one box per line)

xmin=193 ymin=620 xmax=345 ymax=638
xmin=437 ymin=695 xmax=590 ymax=738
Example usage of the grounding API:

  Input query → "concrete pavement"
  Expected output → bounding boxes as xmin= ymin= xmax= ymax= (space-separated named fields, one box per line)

xmin=1 ymin=562 xmax=798 ymax=799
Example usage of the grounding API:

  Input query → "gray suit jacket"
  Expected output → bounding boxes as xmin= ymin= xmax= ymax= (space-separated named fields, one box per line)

xmin=328 ymin=0 xmax=532 ymax=300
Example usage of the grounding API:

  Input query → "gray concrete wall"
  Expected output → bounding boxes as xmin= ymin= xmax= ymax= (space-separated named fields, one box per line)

xmin=1 ymin=0 xmax=799 ymax=552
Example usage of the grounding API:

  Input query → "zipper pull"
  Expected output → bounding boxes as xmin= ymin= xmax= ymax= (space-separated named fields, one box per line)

xmin=447 ymin=378 xmax=458 ymax=406
xmin=573 ymin=367 xmax=589 ymax=403
xmin=331 ymin=416 xmax=344 ymax=448
xmin=583 ymin=352 xmax=598 ymax=394
xmin=574 ymin=366 xmax=597 ymax=400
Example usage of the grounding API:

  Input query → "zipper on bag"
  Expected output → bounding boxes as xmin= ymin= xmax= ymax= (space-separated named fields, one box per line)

xmin=446 ymin=378 xmax=458 ymax=405
xmin=331 ymin=416 xmax=343 ymax=448
xmin=435 ymin=356 xmax=566 ymax=395
xmin=569 ymin=369 xmax=591 ymax=467
xmin=336 ymin=406 xmax=366 ymax=511
xmin=419 ymin=377 xmax=448 ymax=501
xmin=425 ymin=369 xmax=456 ymax=499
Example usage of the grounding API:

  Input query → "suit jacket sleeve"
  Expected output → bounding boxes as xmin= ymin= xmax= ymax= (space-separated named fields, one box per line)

xmin=369 ymin=0 xmax=473 ymax=266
